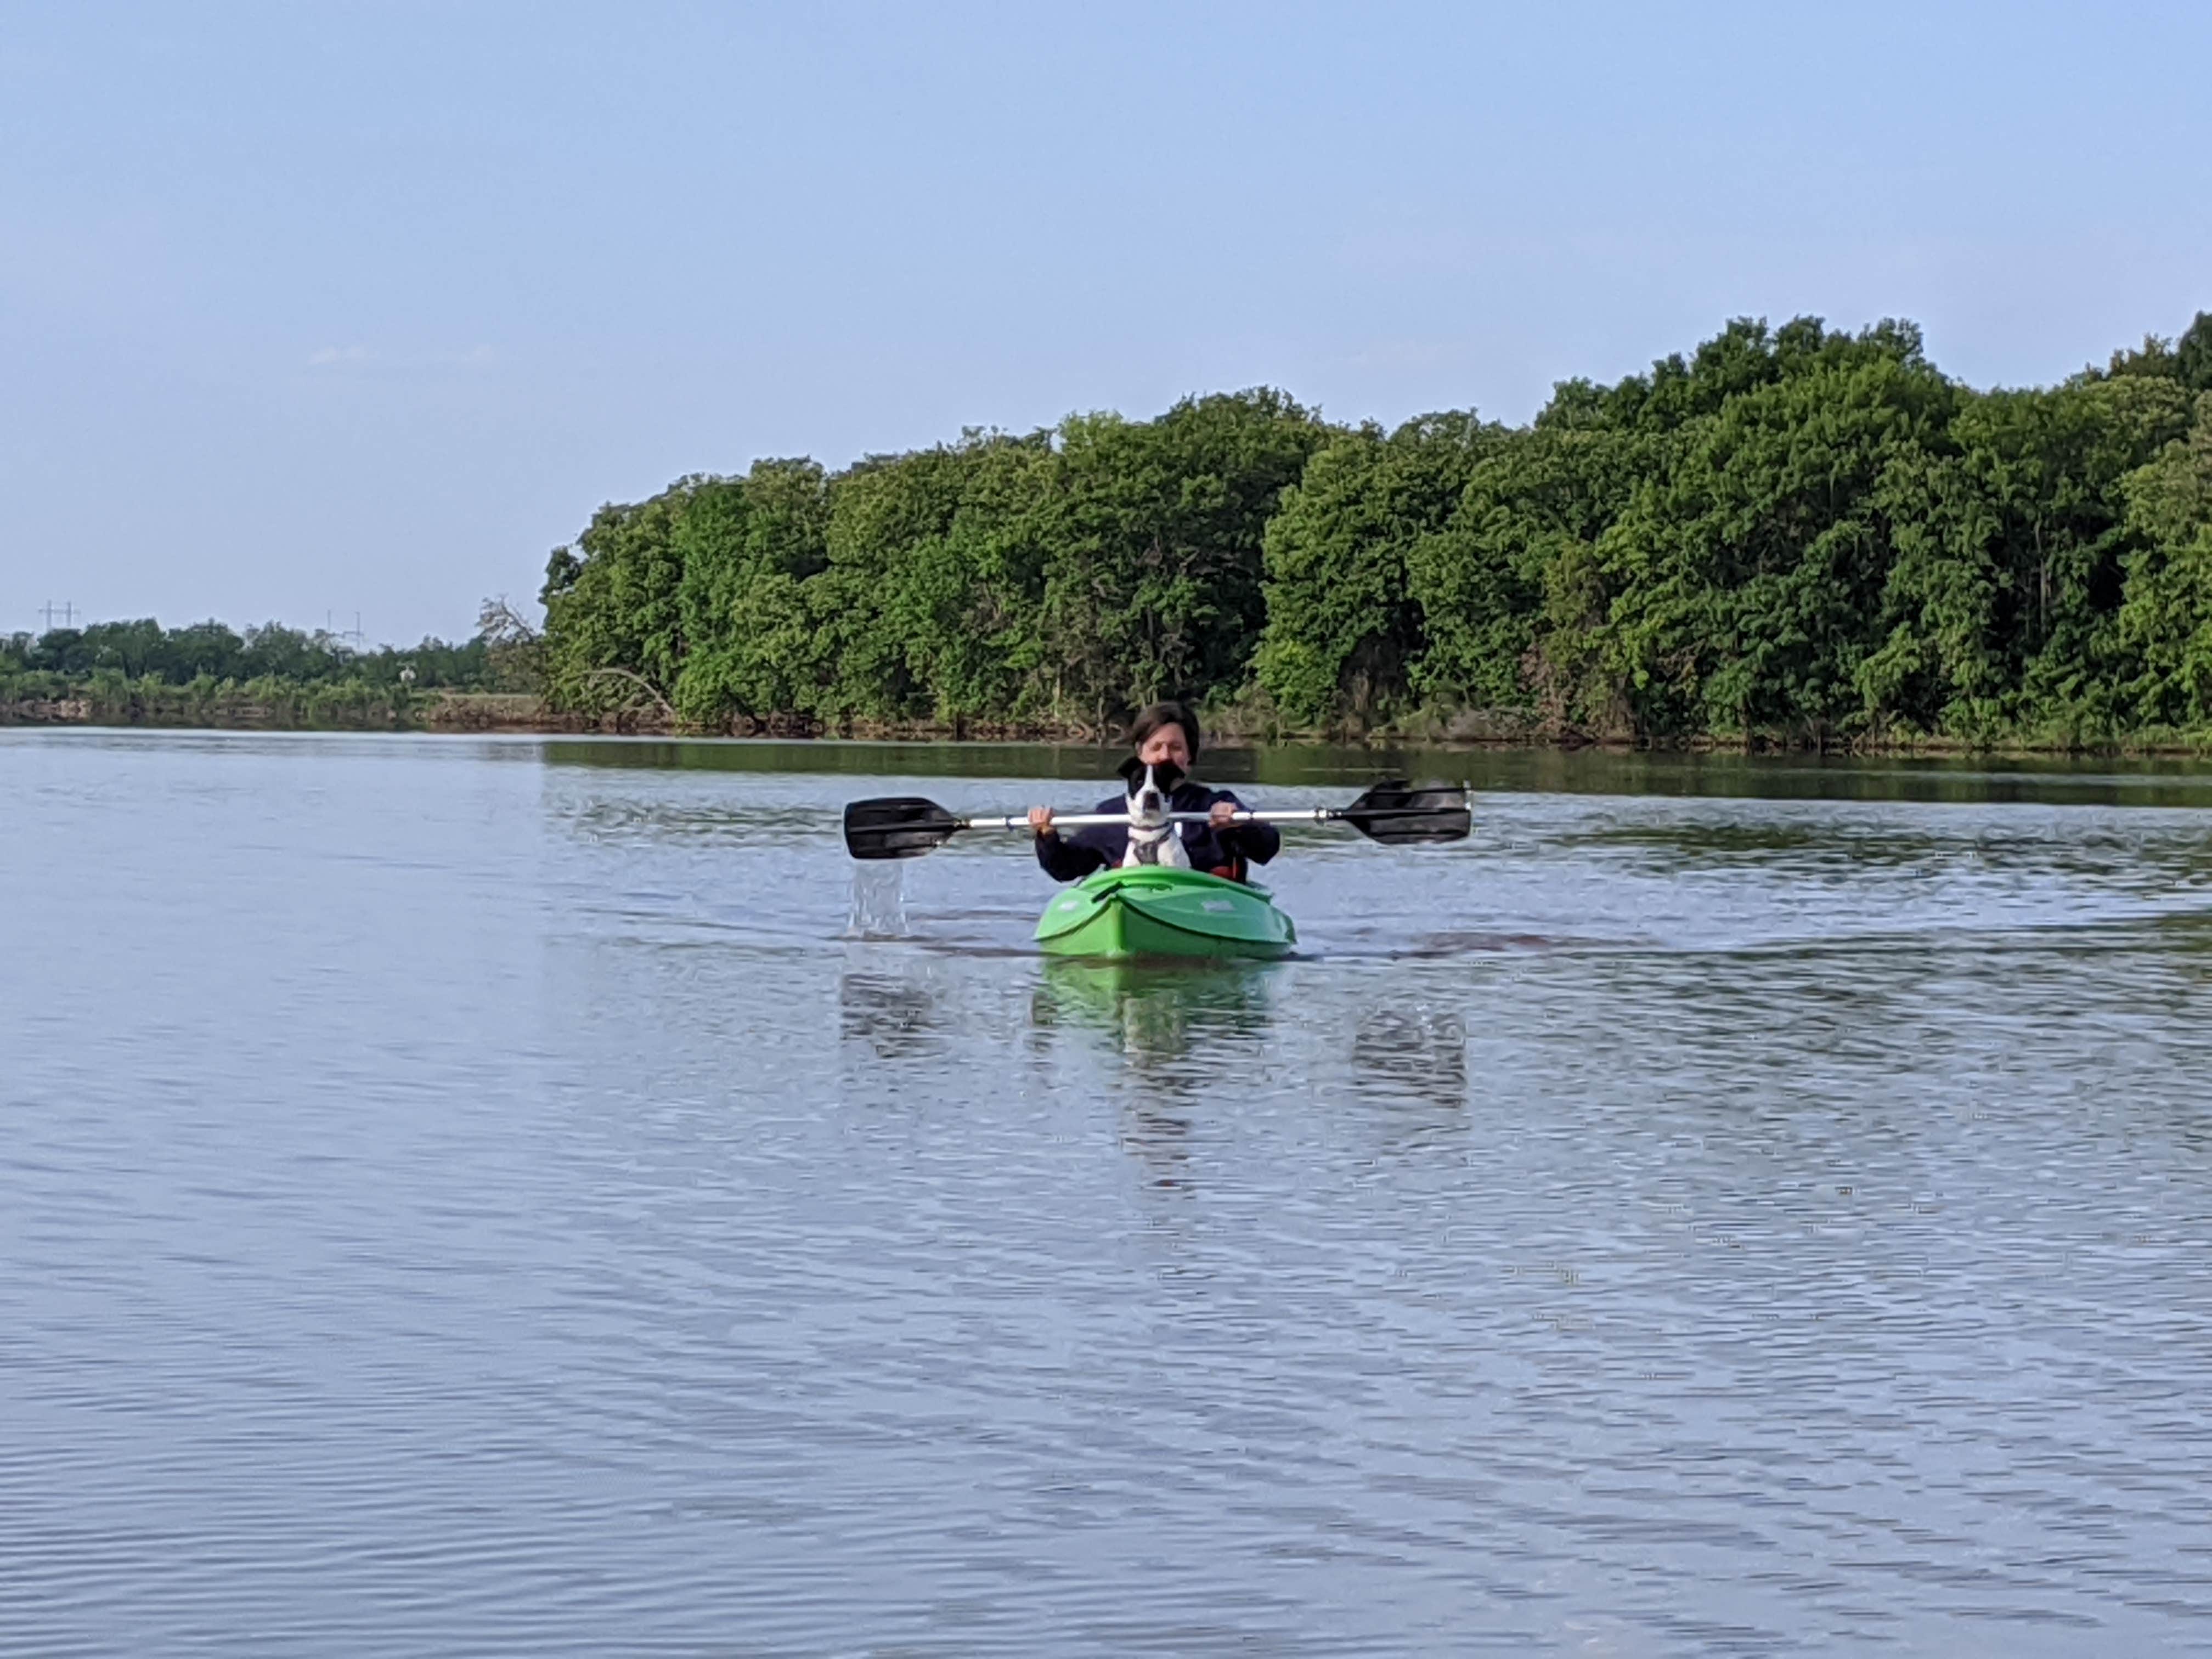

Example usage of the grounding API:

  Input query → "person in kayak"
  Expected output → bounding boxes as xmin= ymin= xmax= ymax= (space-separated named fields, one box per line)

xmin=1028 ymin=701 xmax=1280 ymax=882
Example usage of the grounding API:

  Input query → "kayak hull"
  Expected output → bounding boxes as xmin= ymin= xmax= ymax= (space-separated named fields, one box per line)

xmin=1034 ymin=867 xmax=1296 ymax=961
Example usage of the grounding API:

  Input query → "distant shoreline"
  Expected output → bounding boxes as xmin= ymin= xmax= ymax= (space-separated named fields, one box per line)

xmin=13 ymin=692 xmax=2212 ymax=758
xmin=2 ymin=691 xmax=567 ymax=735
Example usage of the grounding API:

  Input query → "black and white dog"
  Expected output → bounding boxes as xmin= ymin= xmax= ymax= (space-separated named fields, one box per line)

xmin=1116 ymin=756 xmax=1189 ymax=868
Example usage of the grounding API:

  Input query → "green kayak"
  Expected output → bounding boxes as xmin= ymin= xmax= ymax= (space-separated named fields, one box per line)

xmin=1033 ymin=866 xmax=1297 ymax=961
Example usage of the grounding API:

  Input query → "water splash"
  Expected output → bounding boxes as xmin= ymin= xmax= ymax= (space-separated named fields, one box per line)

xmin=845 ymin=861 xmax=909 ymax=939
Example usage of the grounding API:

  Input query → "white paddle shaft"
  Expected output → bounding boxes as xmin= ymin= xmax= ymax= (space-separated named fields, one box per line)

xmin=965 ymin=809 xmax=1334 ymax=831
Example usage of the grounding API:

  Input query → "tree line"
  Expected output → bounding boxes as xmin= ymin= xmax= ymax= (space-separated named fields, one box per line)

xmin=540 ymin=311 xmax=2212 ymax=747
xmin=13 ymin=311 xmax=2209 ymax=746
xmin=1 ymin=611 xmax=543 ymax=728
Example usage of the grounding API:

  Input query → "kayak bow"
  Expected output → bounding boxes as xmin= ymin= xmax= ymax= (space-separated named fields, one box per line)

xmin=1034 ymin=866 xmax=1296 ymax=961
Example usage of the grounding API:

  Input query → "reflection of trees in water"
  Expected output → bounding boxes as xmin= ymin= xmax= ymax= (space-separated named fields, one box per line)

xmin=1123 ymin=1099 xmax=1194 ymax=1192
xmin=838 ymin=969 xmax=944 ymax=1058
xmin=1350 ymin=1006 xmax=1469 ymax=1110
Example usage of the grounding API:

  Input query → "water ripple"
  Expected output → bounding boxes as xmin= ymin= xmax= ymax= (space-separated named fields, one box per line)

xmin=5 ymin=733 xmax=2212 ymax=1653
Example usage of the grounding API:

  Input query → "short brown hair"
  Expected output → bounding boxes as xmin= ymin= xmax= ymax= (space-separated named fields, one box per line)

xmin=1126 ymin=701 xmax=1201 ymax=759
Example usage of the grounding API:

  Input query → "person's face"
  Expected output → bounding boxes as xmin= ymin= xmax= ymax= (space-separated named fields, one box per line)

xmin=1137 ymin=725 xmax=1192 ymax=769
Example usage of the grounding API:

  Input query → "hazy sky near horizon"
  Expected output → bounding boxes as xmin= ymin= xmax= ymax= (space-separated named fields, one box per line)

xmin=5 ymin=2 xmax=2209 ymax=643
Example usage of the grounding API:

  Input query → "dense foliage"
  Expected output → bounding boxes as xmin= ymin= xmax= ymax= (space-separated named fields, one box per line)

xmin=0 ymin=617 xmax=538 ymax=729
xmin=540 ymin=391 xmax=1331 ymax=733
xmin=537 ymin=313 xmax=2212 ymax=747
xmin=24 ymin=313 xmax=2210 ymax=746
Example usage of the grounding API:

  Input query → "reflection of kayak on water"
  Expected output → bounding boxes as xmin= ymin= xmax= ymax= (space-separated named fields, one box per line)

xmin=1033 ymin=866 xmax=1296 ymax=961
xmin=1032 ymin=953 xmax=1278 ymax=1071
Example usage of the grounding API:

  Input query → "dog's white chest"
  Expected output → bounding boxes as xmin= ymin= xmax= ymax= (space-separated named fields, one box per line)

xmin=1121 ymin=823 xmax=1189 ymax=868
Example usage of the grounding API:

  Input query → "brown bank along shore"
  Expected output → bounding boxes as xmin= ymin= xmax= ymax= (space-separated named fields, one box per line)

xmin=12 ymin=689 xmax=2212 ymax=757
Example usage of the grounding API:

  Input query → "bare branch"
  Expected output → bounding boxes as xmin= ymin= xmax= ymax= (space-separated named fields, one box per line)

xmin=580 ymin=665 xmax=675 ymax=719
xmin=476 ymin=595 xmax=542 ymax=646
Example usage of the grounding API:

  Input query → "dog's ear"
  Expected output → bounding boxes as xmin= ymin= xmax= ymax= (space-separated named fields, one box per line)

xmin=1151 ymin=760 xmax=1186 ymax=793
xmin=1116 ymin=755 xmax=1147 ymax=787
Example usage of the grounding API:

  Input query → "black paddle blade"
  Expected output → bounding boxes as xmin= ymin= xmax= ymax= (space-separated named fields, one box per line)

xmin=843 ymin=797 xmax=963 ymax=860
xmin=1340 ymin=780 xmax=1471 ymax=844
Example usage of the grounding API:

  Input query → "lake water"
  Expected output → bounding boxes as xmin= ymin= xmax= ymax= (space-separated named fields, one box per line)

xmin=6 ymin=730 xmax=2212 ymax=1655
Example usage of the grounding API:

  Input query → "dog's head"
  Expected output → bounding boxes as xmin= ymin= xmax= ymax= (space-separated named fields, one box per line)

xmin=1118 ymin=755 xmax=1185 ymax=830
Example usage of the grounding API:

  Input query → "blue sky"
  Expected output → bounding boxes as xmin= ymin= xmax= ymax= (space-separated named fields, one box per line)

xmin=4 ymin=1 xmax=2208 ymax=642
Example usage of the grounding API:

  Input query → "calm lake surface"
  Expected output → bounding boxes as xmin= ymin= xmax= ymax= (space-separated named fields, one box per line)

xmin=6 ymin=730 xmax=2212 ymax=1655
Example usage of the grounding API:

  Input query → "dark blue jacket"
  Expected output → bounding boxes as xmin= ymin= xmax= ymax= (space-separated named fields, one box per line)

xmin=1035 ymin=781 xmax=1280 ymax=882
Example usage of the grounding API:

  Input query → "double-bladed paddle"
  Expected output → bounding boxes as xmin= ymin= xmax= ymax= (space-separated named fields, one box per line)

xmin=842 ymin=780 xmax=1471 ymax=860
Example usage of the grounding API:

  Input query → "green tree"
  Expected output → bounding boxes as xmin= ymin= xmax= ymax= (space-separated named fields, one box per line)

xmin=2180 ymin=312 xmax=2212 ymax=393
xmin=1410 ymin=392 xmax=1663 ymax=729
xmin=1861 ymin=376 xmax=2192 ymax=736
xmin=1589 ymin=319 xmax=1959 ymax=739
xmin=522 ymin=307 xmax=2212 ymax=748
xmin=670 ymin=460 xmax=832 ymax=728
xmin=539 ymin=486 xmax=695 ymax=716
xmin=1255 ymin=412 xmax=1500 ymax=728
xmin=1029 ymin=389 xmax=1329 ymax=727
xmin=814 ymin=432 xmax=1060 ymax=727
xmin=2114 ymin=394 xmax=2212 ymax=724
